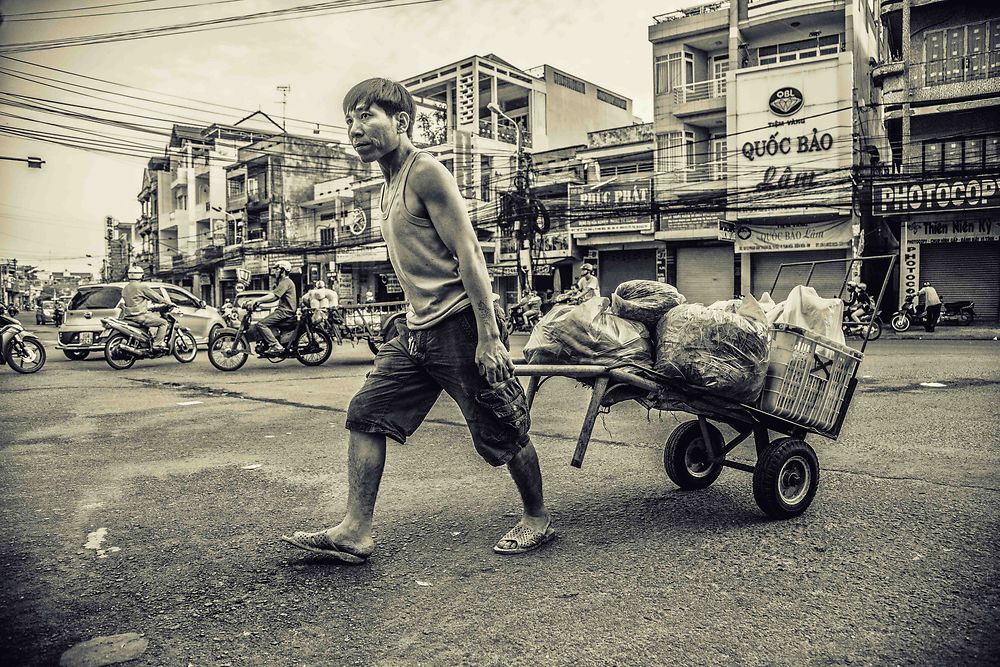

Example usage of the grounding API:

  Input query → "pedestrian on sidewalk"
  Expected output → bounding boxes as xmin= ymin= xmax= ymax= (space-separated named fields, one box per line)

xmin=918 ymin=281 xmax=942 ymax=332
xmin=281 ymin=78 xmax=553 ymax=565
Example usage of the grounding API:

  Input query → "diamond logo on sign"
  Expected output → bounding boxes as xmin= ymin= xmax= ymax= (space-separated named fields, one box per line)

xmin=768 ymin=87 xmax=803 ymax=117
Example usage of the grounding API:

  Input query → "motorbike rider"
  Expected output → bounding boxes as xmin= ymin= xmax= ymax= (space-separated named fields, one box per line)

xmin=53 ymin=302 xmax=65 ymax=327
xmin=918 ymin=281 xmax=942 ymax=332
xmin=510 ymin=289 xmax=542 ymax=328
xmin=252 ymin=260 xmax=297 ymax=354
xmin=121 ymin=265 xmax=169 ymax=350
xmin=846 ymin=281 xmax=874 ymax=324
xmin=576 ymin=262 xmax=599 ymax=300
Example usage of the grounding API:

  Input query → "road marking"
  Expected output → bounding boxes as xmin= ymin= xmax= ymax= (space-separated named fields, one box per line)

xmin=241 ymin=464 xmax=262 ymax=470
xmin=919 ymin=382 xmax=947 ymax=388
xmin=176 ymin=400 xmax=203 ymax=406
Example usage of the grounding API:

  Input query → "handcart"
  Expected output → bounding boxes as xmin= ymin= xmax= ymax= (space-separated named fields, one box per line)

xmin=514 ymin=254 xmax=896 ymax=519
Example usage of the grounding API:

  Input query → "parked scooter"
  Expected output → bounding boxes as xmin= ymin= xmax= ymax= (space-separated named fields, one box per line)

xmin=891 ymin=295 xmax=976 ymax=332
xmin=100 ymin=304 xmax=198 ymax=369
xmin=0 ymin=311 xmax=46 ymax=374
xmin=843 ymin=308 xmax=882 ymax=341
xmin=207 ymin=304 xmax=332 ymax=371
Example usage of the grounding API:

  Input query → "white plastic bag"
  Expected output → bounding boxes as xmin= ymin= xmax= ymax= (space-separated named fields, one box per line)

xmin=769 ymin=285 xmax=846 ymax=346
xmin=523 ymin=297 xmax=653 ymax=367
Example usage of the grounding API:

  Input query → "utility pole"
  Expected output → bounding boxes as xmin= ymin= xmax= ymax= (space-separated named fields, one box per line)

xmin=276 ymin=85 xmax=291 ymax=131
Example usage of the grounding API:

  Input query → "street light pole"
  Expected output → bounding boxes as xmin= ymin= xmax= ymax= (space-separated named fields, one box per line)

xmin=486 ymin=102 xmax=530 ymax=301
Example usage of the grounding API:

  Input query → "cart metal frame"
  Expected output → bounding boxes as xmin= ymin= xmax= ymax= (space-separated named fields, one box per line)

xmin=514 ymin=255 xmax=897 ymax=517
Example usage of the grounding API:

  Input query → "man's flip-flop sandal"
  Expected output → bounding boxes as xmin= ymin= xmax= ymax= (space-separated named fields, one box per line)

xmin=493 ymin=523 xmax=556 ymax=555
xmin=280 ymin=531 xmax=368 ymax=565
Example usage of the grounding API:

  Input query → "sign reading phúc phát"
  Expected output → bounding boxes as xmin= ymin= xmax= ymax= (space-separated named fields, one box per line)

xmin=568 ymin=178 xmax=653 ymax=234
xmin=734 ymin=218 xmax=853 ymax=253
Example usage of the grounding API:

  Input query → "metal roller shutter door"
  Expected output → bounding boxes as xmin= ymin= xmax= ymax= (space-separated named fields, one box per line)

xmin=676 ymin=245 xmax=734 ymax=305
xmin=921 ymin=241 xmax=1000 ymax=321
xmin=751 ymin=249 xmax=850 ymax=302
xmin=598 ymin=249 xmax=657 ymax=297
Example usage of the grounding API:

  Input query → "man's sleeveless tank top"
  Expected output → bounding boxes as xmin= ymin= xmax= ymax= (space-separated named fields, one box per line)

xmin=379 ymin=150 xmax=470 ymax=330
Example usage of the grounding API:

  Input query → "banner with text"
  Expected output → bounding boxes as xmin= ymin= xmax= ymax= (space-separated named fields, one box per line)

xmin=905 ymin=217 xmax=1000 ymax=243
xmin=734 ymin=219 xmax=853 ymax=253
xmin=568 ymin=178 xmax=653 ymax=234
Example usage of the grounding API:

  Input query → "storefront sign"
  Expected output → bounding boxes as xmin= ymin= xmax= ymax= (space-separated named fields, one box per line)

xmin=899 ymin=225 xmax=920 ymax=307
xmin=380 ymin=273 xmax=403 ymax=294
xmin=538 ymin=230 xmax=571 ymax=258
xmin=734 ymin=219 xmax=853 ymax=253
xmin=488 ymin=263 xmax=519 ymax=278
xmin=734 ymin=56 xmax=852 ymax=218
xmin=337 ymin=244 xmax=388 ymax=264
xmin=718 ymin=220 xmax=737 ymax=242
xmin=661 ymin=210 xmax=721 ymax=232
xmin=874 ymin=177 xmax=1000 ymax=215
xmin=498 ymin=235 xmax=517 ymax=261
xmin=905 ymin=218 xmax=1000 ymax=244
xmin=568 ymin=179 xmax=653 ymax=234
xmin=337 ymin=272 xmax=353 ymax=301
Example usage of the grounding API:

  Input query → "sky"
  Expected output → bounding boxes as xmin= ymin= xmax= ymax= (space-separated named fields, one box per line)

xmin=0 ymin=0 xmax=686 ymax=275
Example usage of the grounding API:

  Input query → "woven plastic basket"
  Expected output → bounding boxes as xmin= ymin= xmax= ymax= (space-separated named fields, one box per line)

xmin=758 ymin=324 xmax=863 ymax=432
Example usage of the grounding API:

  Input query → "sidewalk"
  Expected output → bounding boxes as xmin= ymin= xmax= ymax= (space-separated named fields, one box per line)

xmin=882 ymin=323 xmax=1000 ymax=341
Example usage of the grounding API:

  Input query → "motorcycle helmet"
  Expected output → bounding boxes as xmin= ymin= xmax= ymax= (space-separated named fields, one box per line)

xmin=274 ymin=260 xmax=292 ymax=273
xmin=126 ymin=265 xmax=144 ymax=280
xmin=315 ymin=280 xmax=326 ymax=289
xmin=858 ymin=282 xmax=867 ymax=291
xmin=580 ymin=262 xmax=594 ymax=274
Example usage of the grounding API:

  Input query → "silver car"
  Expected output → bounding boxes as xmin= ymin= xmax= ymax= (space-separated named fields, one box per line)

xmin=57 ymin=282 xmax=226 ymax=360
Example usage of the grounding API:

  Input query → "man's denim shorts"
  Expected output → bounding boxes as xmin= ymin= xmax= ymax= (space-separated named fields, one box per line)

xmin=345 ymin=304 xmax=531 ymax=466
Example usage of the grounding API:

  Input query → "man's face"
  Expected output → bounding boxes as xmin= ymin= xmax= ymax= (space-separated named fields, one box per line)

xmin=346 ymin=102 xmax=404 ymax=163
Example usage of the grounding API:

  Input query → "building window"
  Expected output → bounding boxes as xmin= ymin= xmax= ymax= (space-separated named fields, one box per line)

xmin=596 ymin=89 xmax=628 ymax=109
xmin=552 ymin=71 xmax=585 ymax=94
xmin=757 ymin=34 xmax=842 ymax=66
xmin=925 ymin=21 xmax=1000 ymax=85
xmin=712 ymin=55 xmax=729 ymax=95
xmin=711 ymin=134 xmax=727 ymax=180
xmin=319 ymin=227 xmax=335 ymax=246
xmin=227 ymin=179 xmax=244 ymax=198
xmin=922 ymin=135 xmax=999 ymax=173
xmin=657 ymin=131 xmax=695 ymax=180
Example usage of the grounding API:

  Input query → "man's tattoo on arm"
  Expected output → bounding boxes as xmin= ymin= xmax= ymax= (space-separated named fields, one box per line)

xmin=476 ymin=301 xmax=490 ymax=319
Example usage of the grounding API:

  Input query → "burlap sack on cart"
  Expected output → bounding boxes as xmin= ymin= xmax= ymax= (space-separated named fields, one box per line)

xmin=654 ymin=295 xmax=770 ymax=403
xmin=523 ymin=296 xmax=653 ymax=367
xmin=609 ymin=280 xmax=686 ymax=327
xmin=765 ymin=285 xmax=846 ymax=346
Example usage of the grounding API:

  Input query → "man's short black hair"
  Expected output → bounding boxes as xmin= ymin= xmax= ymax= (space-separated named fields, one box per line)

xmin=342 ymin=78 xmax=415 ymax=138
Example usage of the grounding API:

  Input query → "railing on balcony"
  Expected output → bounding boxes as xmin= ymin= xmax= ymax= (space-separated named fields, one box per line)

xmin=673 ymin=77 xmax=727 ymax=104
xmin=246 ymin=228 xmax=268 ymax=242
xmin=654 ymin=1 xmax=728 ymax=23
xmin=228 ymin=192 xmax=247 ymax=210
xmin=478 ymin=118 xmax=533 ymax=148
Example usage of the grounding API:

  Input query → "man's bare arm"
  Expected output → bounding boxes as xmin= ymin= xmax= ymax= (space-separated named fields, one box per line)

xmin=409 ymin=156 xmax=513 ymax=383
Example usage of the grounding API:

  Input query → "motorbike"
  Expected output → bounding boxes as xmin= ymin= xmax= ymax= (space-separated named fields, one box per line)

xmin=208 ymin=304 xmax=333 ymax=371
xmin=507 ymin=302 xmax=540 ymax=333
xmin=843 ymin=308 xmax=882 ymax=341
xmin=101 ymin=304 xmax=198 ymax=370
xmin=1 ymin=303 xmax=19 ymax=317
xmin=53 ymin=308 xmax=65 ymax=327
xmin=891 ymin=295 xmax=976 ymax=332
xmin=0 ymin=312 xmax=46 ymax=374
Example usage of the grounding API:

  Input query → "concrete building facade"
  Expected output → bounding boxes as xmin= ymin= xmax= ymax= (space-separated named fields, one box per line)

xmin=649 ymin=0 xmax=883 ymax=304
xmin=874 ymin=0 xmax=1000 ymax=320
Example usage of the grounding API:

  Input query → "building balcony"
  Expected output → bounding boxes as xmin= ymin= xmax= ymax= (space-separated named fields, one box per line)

xmin=196 ymin=201 xmax=213 ymax=222
xmin=880 ymin=56 xmax=1000 ymax=109
xmin=227 ymin=193 xmax=247 ymax=211
xmin=673 ymin=77 xmax=727 ymax=104
xmin=201 ymin=246 xmax=223 ymax=261
xmin=246 ymin=191 xmax=271 ymax=210
xmin=170 ymin=169 xmax=188 ymax=190
xmin=478 ymin=118 xmax=533 ymax=148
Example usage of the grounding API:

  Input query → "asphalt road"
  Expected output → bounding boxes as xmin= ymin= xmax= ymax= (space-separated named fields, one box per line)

xmin=1 ymin=326 xmax=998 ymax=666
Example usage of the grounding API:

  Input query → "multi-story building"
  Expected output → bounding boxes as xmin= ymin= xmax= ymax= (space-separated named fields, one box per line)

xmin=103 ymin=217 xmax=135 ymax=282
xmin=135 ymin=156 xmax=169 ymax=278
xmin=649 ymin=0 xmax=883 ymax=304
xmin=873 ymin=0 xmax=1000 ymax=320
xmin=222 ymin=126 xmax=366 ymax=301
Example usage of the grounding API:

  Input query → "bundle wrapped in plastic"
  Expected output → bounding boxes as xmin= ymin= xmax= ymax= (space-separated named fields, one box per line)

xmin=610 ymin=280 xmax=686 ymax=327
xmin=523 ymin=296 xmax=653 ymax=367
xmin=766 ymin=285 xmax=846 ymax=346
xmin=654 ymin=295 xmax=770 ymax=403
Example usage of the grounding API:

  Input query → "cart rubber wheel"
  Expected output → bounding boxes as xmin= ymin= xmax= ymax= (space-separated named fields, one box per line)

xmin=752 ymin=437 xmax=819 ymax=519
xmin=663 ymin=419 xmax=724 ymax=490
